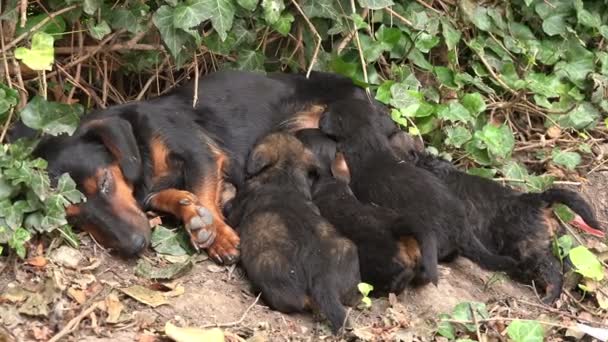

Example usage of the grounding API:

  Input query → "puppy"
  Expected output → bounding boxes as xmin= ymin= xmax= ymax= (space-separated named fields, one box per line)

xmin=295 ymin=129 xmax=439 ymax=295
xmin=227 ymin=132 xmax=360 ymax=333
xmin=318 ymin=99 xmax=518 ymax=274
xmin=389 ymin=131 xmax=603 ymax=303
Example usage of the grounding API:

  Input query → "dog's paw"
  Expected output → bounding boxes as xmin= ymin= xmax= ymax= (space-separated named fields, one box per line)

xmin=207 ymin=224 xmax=240 ymax=265
xmin=185 ymin=206 xmax=217 ymax=249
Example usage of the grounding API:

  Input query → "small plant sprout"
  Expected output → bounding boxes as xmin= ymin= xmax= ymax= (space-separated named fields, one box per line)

xmin=357 ymin=282 xmax=374 ymax=308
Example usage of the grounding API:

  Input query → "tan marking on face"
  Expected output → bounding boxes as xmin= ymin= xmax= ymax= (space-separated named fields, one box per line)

xmin=285 ymin=104 xmax=326 ymax=132
xmin=108 ymin=164 xmax=147 ymax=230
xmin=82 ymin=176 xmax=98 ymax=195
xmin=396 ymin=236 xmax=421 ymax=268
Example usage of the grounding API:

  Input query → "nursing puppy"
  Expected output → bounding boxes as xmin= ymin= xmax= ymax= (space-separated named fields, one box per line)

xmin=318 ymin=99 xmax=518 ymax=273
xmin=227 ymin=132 xmax=360 ymax=333
xmin=389 ymin=131 xmax=603 ymax=303
xmin=295 ymin=129 xmax=438 ymax=295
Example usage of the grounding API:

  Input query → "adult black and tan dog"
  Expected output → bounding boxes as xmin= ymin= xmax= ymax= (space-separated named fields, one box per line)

xmin=295 ymin=129 xmax=438 ymax=295
xmin=12 ymin=71 xmax=389 ymax=263
xmin=389 ymin=131 xmax=603 ymax=303
xmin=318 ymin=99 xmax=519 ymax=274
xmin=227 ymin=132 xmax=361 ymax=333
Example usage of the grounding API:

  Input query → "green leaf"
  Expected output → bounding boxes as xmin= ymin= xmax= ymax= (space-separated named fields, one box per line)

xmin=357 ymin=0 xmax=393 ymax=10
xmin=467 ymin=167 xmax=496 ymax=179
xmin=151 ymin=226 xmax=195 ymax=256
xmin=451 ymin=302 xmax=488 ymax=332
xmin=56 ymin=173 xmax=85 ymax=204
xmin=390 ymin=83 xmax=423 ymax=115
xmin=300 ymin=0 xmax=338 ymax=19
xmin=375 ymin=81 xmax=394 ymax=105
xmin=173 ymin=4 xmax=204 ymax=29
xmin=153 ymin=6 xmax=196 ymax=58
xmin=437 ymin=314 xmax=455 ymax=339
xmin=460 ymin=0 xmax=492 ymax=31
xmin=271 ymin=12 xmax=294 ymax=36
xmin=237 ymin=0 xmax=258 ymax=11
xmin=236 ymin=50 xmax=265 ymax=72
xmin=261 ymin=0 xmax=284 ymax=24
xmin=87 ymin=19 xmax=111 ymax=40
xmin=15 ymin=14 xmax=66 ymax=36
xmin=441 ymin=18 xmax=461 ymax=50
xmin=14 ymin=32 xmax=55 ymax=71
xmin=135 ymin=258 xmax=193 ymax=280
xmin=434 ymin=67 xmax=457 ymax=88
xmin=551 ymin=149 xmax=581 ymax=170
xmin=461 ymin=93 xmax=486 ymax=115
xmin=555 ymin=57 xmax=595 ymax=89
xmin=83 ymin=0 xmax=102 ymax=15
xmin=445 ymin=126 xmax=472 ymax=148
xmin=357 ymin=282 xmax=374 ymax=297
xmin=475 ymin=124 xmax=514 ymax=160
xmin=188 ymin=0 xmax=236 ymax=41
xmin=0 ymin=83 xmax=19 ymax=117
xmin=507 ymin=320 xmax=545 ymax=342
xmin=361 ymin=296 xmax=371 ymax=308
xmin=8 ymin=227 xmax=31 ymax=259
xmin=20 ymin=96 xmax=84 ymax=136
xmin=437 ymin=102 xmax=474 ymax=124
xmin=109 ymin=6 xmax=149 ymax=34
xmin=555 ymin=234 xmax=574 ymax=260
xmin=569 ymin=246 xmax=604 ymax=281
xmin=551 ymin=102 xmax=600 ymax=130
xmin=577 ymin=9 xmax=601 ymax=29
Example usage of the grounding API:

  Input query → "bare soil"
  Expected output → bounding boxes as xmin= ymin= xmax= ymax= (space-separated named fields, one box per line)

xmin=1 ymin=171 xmax=606 ymax=342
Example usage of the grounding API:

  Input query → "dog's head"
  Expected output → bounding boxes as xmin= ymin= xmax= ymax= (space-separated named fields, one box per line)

xmin=318 ymin=99 xmax=398 ymax=143
xmin=246 ymin=132 xmax=320 ymax=198
xmin=294 ymin=129 xmax=351 ymax=184
xmin=32 ymin=116 xmax=150 ymax=256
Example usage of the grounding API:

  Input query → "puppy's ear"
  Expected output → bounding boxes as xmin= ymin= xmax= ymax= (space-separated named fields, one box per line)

xmin=246 ymin=143 xmax=278 ymax=176
xmin=80 ymin=117 xmax=142 ymax=184
xmin=331 ymin=152 xmax=351 ymax=183
xmin=389 ymin=131 xmax=424 ymax=153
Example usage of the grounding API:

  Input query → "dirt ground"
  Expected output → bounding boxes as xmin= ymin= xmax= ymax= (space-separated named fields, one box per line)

xmin=1 ymin=171 xmax=607 ymax=342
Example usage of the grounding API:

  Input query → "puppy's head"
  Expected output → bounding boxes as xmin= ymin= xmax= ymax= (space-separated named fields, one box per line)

xmin=34 ymin=116 xmax=150 ymax=256
xmin=246 ymin=132 xmax=320 ymax=197
xmin=388 ymin=131 xmax=425 ymax=162
xmin=295 ymin=129 xmax=351 ymax=184
xmin=318 ymin=99 xmax=398 ymax=143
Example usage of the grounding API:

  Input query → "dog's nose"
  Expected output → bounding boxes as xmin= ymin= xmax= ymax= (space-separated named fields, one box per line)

xmin=121 ymin=231 xmax=149 ymax=256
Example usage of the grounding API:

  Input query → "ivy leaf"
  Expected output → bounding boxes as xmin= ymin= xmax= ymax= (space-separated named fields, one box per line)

xmin=554 ymin=234 xmax=574 ymax=260
xmin=461 ymin=93 xmax=486 ymax=116
xmin=235 ymin=50 xmax=265 ymax=71
xmin=15 ymin=14 xmax=66 ymax=36
xmin=437 ymin=314 xmax=455 ymax=339
xmin=153 ymin=6 xmax=195 ymax=58
xmin=437 ymin=102 xmax=474 ymax=124
xmin=375 ymin=80 xmax=394 ymax=105
xmin=109 ymin=6 xmax=149 ymax=34
xmin=237 ymin=0 xmax=258 ymax=11
xmin=173 ymin=4 xmax=204 ymax=29
xmin=261 ymin=0 xmax=284 ymax=25
xmin=475 ymin=124 xmax=514 ymax=160
xmin=551 ymin=149 xmax=581 ymax=170
xmin=56 ymin=173 xmax=85 ymax=204
xmin=445 ymin=126 xmax=472 ymax=148
xmin=190 ymin=0 xmax=236 ymax=41
xmin=434 ymin=67 xmax=457 ymax=88
xmin=441 ymin=17 xmax=461 ymax=50
xmin=451 ymin=302 xmax=488 ymax=332
xmin=87 ymin=19 xmax=111 ymax=40
xmin=506 ymin=320 xmax=544 ymax=342
xmin=14 ymin=32 xmax=55 ymax=71
xmin=271 ymin=12 xmax=294 ymax=36
xmin=151 ymin=225 xmax=195 ymax=256
xmin=467 ymin=167 xmax=496 ymax=179
xmin=20 ymin=96 xmax=84 ymax=136
xmin=389 ymin=84 xmax=422 ymax=116
xmin=542 ymin=15 xmax=568 ymax=36
xmin=551 ymin=102 xmax=600 ymax=130
xmin=8 ymin=227 xmax=31 ymax=259
xmin=0 ymin=83 xmax=19 ymax=117
xmin=569 ymin=246 xmax=604 ymax=281
xmin=83 ymin=0 xmax=102 ymax=15
xmin=357 ymin=0 xmax=393 ymax=10
xmin=300 ymin=0 xmax=338 ymax=19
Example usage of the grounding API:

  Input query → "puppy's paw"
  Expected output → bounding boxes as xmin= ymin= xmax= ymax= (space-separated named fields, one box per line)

xmin=207 ymin=224 xmax=240 ymax=265
xmin=185 ymin=206 xmax=217 ymax=249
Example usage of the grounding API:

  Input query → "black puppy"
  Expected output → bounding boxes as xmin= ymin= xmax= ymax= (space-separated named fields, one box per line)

xmin=295 ymin=129 xmax=438 ymax=295
xmin=227 ymin=132 xmax=360 ymax=333
xmin=318 ymin=99 xmax=518 ymax=274
xmin=389 ymin=131 xmax=603 ymax=303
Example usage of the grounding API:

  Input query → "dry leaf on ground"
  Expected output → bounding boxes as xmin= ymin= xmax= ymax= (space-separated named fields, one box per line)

xmin=165 ymin=322 xmax=225 ymax=342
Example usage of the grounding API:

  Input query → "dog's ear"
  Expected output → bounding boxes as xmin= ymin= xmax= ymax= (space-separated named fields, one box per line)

xmin=331 ymin=152 xmax=351 ymax=183
xmin=246 ymin=142 xmax=278 ymax=176
xmin=80 ymin=117 xmax=142 ymax=184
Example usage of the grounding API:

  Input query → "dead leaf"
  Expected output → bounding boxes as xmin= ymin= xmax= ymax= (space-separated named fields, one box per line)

xmin=68 ymin=287 xmax=87 ymax=305
xmin=148 ymin=282 xmax=185 ymax=298
xmin=50 ymin=246 xmax=84 ymax=269
xmin=207 ymin=264 xmax=224 ymax=273
xmin=138 ymin=334 xmax=158 ymax=342
xmin=597 ymin=289 xmax=608 ymax=309
xmin=105 ymin=293 xmax=124 ymax=324
xmin=18 ymin=293 xmax=50 ymax=317
xmin=31 ymin=325 xmax=52 ymax=341
xmin=0 ymin=304 xmax=24 ymax=326
xmin=26 ymin=256 xmax=47 ymax=268
xmin=163 ymin=254 xmax=191 ymax=264
xmin=120 ymin=285 xmax=169 ymax=308
xmin=135 ymin=259 xmax=192 ymax=280
xmin=165 ymin=322 xmax=225 ymax=342
xmin=1 ymin=285 xmax=30 ymax=302
xmin=547 ymin=126 xmax=562 ymax=139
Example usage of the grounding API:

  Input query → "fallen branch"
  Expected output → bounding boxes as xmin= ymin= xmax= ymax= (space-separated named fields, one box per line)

xmin=48 ymin=301 xmax=104 ymax=342
xmin=201 ymin=293 xmax=261 ymax=328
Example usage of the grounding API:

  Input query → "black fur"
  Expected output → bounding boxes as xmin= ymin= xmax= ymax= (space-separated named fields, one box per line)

xmin=390 ymin=134 xmax=602 ymax=303
xmin=296 ymin=129 xmax=439 ymax=294
xmin=318 ymin=99 xmax=519 ymax=275
xmin=227 ymin=133 xmax=360 ymax=333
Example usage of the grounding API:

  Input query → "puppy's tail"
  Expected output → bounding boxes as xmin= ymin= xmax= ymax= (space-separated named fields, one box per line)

xmin=390 ymin=217 xmax=439 ymax=286
xmin=310 ymin=280 xmax=348 ymax=334
xmin=536 ymin=188 xmax=603 ymax=237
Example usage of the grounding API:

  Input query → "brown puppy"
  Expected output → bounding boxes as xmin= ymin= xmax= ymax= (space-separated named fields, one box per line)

xmin=227 ymin=132 xmax=361 ymax=334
